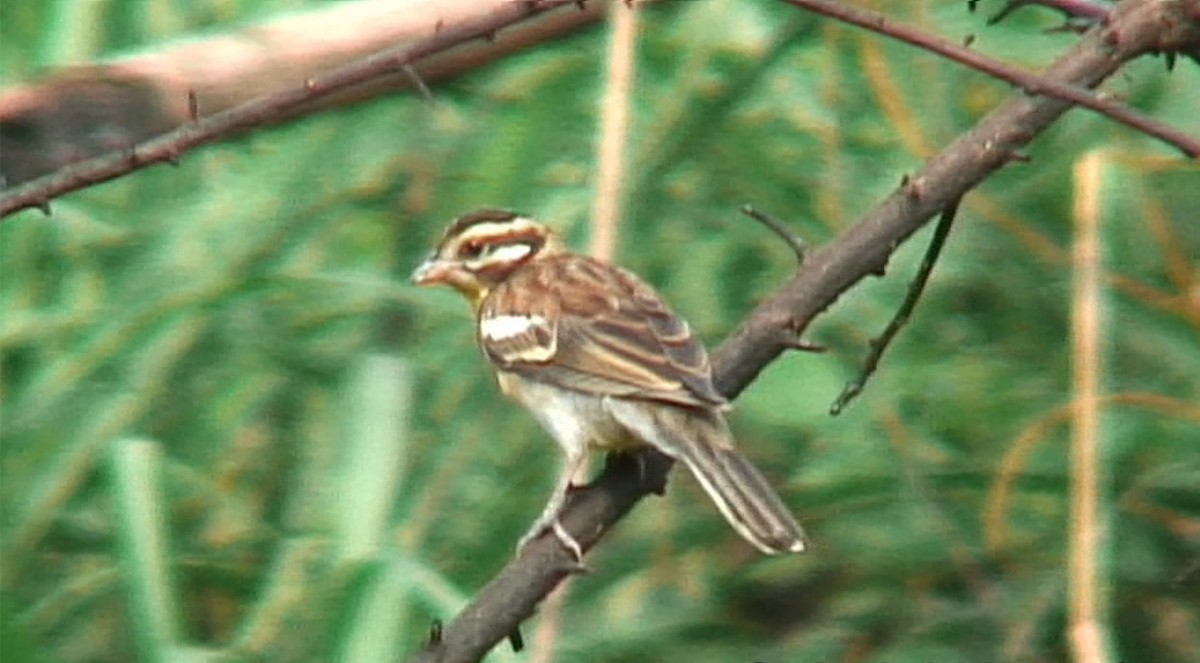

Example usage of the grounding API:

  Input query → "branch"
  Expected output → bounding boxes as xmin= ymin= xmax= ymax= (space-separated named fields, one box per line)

xmin=0 ymin=0 xmax=593 ymax=219
xmin=829 ymin=200 xmax=959 ymax=416
xmin=779 ymin=0 xmax=1200 ymax=159
xmin=0 ymin=0 xmax=607 ymax=189
xmin=409 ymin=1 xmax=1200 ymax=661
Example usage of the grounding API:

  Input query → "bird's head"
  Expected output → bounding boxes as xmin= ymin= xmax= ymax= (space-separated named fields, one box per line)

xmin=411 ymin=209 xmax=564 ymax=305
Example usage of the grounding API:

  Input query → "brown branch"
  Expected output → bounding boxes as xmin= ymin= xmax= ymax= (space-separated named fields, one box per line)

xmin=0 ymin=0 xmax=606 ymax=189
xmin=780 ymin=0 xmax=1200 ymax=159
xmin=0 ymin=0 xmax=595 ymax=219
xmin=408 ymin=1 xmax=1200 ymax=661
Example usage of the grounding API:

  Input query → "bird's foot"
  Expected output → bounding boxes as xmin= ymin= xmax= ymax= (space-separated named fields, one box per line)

xmin=517 ymin=517 xmax=587 ymax=568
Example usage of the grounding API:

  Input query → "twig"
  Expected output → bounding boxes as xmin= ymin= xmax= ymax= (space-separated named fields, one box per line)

xmin=507 ymin=628 xmax=524 ymax=652
xmin=829 ymin=199 xmax=958 ymax=415
xmin=740 ymin=205 xmax=825 ymax=353
xmin=776 ymin=0 xmax=1200 ymax=159
xmin=1175 ymin=557 xmax=1200 ymax=587
xmin=740 ymin=205 xmax=808 ymax=264
xmin=0 ymin=0 xmax=588 ymax=218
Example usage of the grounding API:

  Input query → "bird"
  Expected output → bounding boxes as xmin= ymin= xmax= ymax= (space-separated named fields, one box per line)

xmin=411 ymin=209 xmax=807 ymax=557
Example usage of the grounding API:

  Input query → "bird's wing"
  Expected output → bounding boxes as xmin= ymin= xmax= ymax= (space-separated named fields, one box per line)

xmin=478 ymin=255 xmax=728 ymax=409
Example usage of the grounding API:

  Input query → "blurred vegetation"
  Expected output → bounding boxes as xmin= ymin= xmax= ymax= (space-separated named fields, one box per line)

xmin=2 ymin=1 xmax=1199 ymax=662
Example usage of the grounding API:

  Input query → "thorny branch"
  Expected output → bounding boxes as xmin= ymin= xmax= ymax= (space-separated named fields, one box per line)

xmin=410 ymin=1 xmax=1200 ymax=662
xmin=0 ymin=0 xmax=591 ymax=218
xmin=780 ymin=0 xmax=1200 ymax=158
xmin=3 ymin=0 xmax=1195 ymax=219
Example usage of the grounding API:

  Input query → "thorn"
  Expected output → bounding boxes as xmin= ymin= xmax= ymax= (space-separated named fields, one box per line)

xmin=36 ymin=200 xmax=52 ymax=216
xmin=1165 ymin=52 xmax=1176 ymax=72
xmin=905 ymin=176 xmax=925 ymax=201
xmin=646 ymin=478 xmax=667 ymax=496
xmin=986 ymin=1 xmax=1022 ymax=26
xmin=1006 ymin=149 xmax=1031 ymax=163
xmin=507 ymin=627 xmax=525 ymax=653
xmin=784 ymin=337 xmax=827 ymax=353
xmin=1045 ymin=18 xmax=1088 ymax=35
xmin=127 ymin=147 xmax=141 ymax=167
xmin=304 ymin=78 xmax=317 ymax=92
xmin=870 ymin=257 xmax=888 ymax=277
xmin=402 ymin=64 xmax=434 ymax=102
xmin=962 ymin=34 xmax=975 ymax=48
xmin=829 ymin=394 xmax=853 ymax=416
xmin=428 ymin=620 xmax=443 ymax=645
xmin=1174 ymin=557 xmax=1200 ymax=587
xmin=899 ymin=173 xmax=911 ymax=187
xmin=967 ymin=0 xmax=979 ymax=12
xmin=632 ymin=451 xmax=667 ymax=495
xmin=187 ymin=90 xmax=199 ymax=122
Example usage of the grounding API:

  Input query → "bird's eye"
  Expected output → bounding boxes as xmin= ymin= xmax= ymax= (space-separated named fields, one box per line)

xmin=460 ymin=241 xmax=485 ymax=259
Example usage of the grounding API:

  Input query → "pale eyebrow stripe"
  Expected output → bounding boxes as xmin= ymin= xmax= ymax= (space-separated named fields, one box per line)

xmin=485 ymin=243 xmax=532 ymax=263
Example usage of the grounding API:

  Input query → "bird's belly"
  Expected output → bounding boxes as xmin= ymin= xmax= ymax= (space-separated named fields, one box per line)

xmin=497 ymin=372 xmax=637 ymax=452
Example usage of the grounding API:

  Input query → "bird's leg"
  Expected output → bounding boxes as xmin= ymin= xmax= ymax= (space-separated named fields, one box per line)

xmin=517 ymin=448 xmax=588 ymax=561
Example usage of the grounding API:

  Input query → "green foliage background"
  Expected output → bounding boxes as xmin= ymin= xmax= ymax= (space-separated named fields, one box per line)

xmin=2 ymin=1 xmax=1199 ymax=662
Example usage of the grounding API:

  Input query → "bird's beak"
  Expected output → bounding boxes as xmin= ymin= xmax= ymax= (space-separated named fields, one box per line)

xmin=411 ymin=255 xmax=451 ymax=286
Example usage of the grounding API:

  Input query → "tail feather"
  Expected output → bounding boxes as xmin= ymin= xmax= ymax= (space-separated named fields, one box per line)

xmin=607 ymin=401 xmax=806 ymax=554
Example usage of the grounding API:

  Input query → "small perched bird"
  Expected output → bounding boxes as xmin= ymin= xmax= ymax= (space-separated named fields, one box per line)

xmin=412 ymin=209 xmax=806 ymax=556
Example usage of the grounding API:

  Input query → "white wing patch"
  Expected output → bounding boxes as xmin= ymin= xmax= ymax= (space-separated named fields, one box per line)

xmin=480 ymin=314 xmax=548 ymax=341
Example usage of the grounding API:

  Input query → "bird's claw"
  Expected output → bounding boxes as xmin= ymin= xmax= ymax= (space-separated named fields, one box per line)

xmin=551 ymin=520 xmax=586 ymax=565
xmin=516 ymin=518 xmax=586 ymax=565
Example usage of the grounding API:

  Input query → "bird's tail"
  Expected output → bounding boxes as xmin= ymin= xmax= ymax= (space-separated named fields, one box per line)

xmin=608 ymin=402 xmax=807 ymax=554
